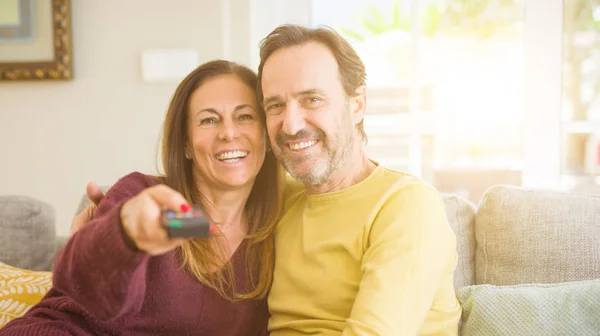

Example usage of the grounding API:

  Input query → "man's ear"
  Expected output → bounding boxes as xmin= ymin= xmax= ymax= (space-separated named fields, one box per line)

xmin=350 ymin=85 xmax=367 ymax=126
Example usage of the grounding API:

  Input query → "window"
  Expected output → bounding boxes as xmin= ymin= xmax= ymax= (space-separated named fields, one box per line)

xmin=560 ymin=0 xmax=600 ymax=193
xmin=249 ymin=0 xmax=565 ymax=201
xmin=311 ymin=0 xmax=526 ymax=201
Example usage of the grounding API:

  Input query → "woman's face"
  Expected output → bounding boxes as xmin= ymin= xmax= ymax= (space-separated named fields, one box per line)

xmin=187 ymin=74 xmax=266 ymax=191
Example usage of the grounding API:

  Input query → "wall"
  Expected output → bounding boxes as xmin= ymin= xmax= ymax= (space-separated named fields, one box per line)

xmin=0 ymin=0 xmax=232 ymax=236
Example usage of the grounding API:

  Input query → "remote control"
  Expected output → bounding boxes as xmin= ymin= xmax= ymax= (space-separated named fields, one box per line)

xmin=162 ymin=205 xmax=216 ymax=238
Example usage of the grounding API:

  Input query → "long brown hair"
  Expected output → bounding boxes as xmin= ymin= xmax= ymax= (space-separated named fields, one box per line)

xmin=160 ymin=60 xmax=282 ymax=300
xmin=257 ymin=24 xmax=368 ymax=142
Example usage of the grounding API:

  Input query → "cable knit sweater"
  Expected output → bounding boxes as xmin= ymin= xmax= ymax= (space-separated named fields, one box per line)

xmin=0 ymin=172 xmax=269 ymax=336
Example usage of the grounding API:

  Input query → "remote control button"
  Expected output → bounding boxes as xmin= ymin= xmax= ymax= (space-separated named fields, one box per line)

xmin=169 ymin=220 xmax=183 ymax=228
xmin=166 ymin=211 xmax=175 ymax=219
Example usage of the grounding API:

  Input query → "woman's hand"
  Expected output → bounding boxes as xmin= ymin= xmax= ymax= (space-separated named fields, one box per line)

xmin=120 ymin=184 xmax=190 ymax=255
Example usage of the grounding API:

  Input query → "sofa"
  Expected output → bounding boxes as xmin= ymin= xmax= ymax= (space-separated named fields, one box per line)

xmin=1 ymin=185 xmax=599 ymax=334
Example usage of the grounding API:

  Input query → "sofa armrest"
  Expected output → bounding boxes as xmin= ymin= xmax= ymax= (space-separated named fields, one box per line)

xmin=0 ymin=195 xmax=57 ymax=271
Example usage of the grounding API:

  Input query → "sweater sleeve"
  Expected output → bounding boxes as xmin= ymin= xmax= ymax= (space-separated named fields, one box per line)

xmin=342 ymin=183 xmax=460 ymax=336
xmin=51 ymin=172 xmax=157 ymax=322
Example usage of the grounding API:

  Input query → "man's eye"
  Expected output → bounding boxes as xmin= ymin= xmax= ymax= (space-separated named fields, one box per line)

xmin=303 ymin=97 xmax=322 ymax=108
xmin=266 ymin=103 xmax=284 ymax=115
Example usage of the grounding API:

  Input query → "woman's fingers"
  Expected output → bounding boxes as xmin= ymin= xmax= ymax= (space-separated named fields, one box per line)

xmin=147 ymin=184 xmax=191 ymax=213
xmin=120 ymin=185 xmax=191 ymax=255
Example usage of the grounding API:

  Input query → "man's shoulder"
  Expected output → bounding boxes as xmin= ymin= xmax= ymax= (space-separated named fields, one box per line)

xmin=371 ymin=164 xmax=438 ymax=194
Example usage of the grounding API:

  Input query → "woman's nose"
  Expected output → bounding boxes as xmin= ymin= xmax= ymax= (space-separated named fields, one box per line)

xmin=218 ymin=119 xmax=239 ymax=141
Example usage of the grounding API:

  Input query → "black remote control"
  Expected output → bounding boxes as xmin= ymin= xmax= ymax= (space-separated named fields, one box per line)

xmin=162 ymin=205 xmax=215 ymax=238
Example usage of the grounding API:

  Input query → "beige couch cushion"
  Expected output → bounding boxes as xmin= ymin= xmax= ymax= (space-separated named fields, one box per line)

xmin=443 ymin=195 xmax=477 ymax=290
xmin=475 ymin=185 xmax=600 ymax=285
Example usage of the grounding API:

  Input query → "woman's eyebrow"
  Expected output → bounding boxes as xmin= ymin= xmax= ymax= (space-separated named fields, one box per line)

xmin=194 ymin=104 xmax=255 ymax=117
xmin=194 ymin=108 xmax=219 ymax=118
xmin=234 ymin=104 xmax=256 ymax=112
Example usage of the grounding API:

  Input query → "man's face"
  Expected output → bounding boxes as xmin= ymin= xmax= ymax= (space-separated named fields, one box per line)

xmin=261 ymin=42 xmax=358 ymax=186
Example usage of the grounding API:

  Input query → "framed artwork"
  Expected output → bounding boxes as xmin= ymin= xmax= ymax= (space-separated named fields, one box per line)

xmin=0 ymin=0 xmax=72 ymax=81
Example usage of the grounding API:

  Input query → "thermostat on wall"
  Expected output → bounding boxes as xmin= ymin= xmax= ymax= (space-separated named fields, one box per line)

xmin=141 ymin=49 xmax=199 ymax=83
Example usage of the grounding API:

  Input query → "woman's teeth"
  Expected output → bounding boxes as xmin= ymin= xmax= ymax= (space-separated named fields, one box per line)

xmin=289 ymin=140 xmax=317 ymax=151
xmin=216 ymin=151 xmax=248 ymax=162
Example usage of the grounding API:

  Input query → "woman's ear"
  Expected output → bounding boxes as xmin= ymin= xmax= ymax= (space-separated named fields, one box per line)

xmin=264 ymin=130 xmax=272 ymax=152
xmin=184 ymin=144 xmax=192 ymax=159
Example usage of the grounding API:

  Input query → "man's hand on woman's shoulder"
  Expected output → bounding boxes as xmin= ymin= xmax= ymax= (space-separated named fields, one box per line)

xmin=70 ymin=182 xmax=104 ymax=235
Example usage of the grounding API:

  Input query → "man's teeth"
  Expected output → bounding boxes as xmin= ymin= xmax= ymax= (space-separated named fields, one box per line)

xmin=216 ymin=151 xmax=248 ymax=161
xmin=289 ymin=140 xmax=317 ymax=151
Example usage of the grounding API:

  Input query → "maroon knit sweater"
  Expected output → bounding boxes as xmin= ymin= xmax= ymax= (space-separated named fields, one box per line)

xmin=0 ymin=172 xmax=269 ymax=336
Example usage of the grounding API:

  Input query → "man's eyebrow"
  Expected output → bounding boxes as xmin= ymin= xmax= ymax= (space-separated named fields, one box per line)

xmin=263 ymin=89 xmax=325 ymax=106
xmin=263 ymin=95 xmax=281 ymax=107
xmin=295 ymin=89 xmax=325 ymax=97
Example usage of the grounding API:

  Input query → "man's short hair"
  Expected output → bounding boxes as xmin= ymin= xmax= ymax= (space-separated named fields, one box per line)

xmin=257 ymin=24 xmax=368 ymax=142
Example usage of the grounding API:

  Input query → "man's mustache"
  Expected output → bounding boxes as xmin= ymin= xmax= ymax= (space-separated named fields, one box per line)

xmin=276 ymin=128 xmax=325 ymax=146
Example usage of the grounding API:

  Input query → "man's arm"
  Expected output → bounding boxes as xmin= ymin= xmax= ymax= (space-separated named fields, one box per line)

xmin=343 ymin=183 xmax=460 ymax=336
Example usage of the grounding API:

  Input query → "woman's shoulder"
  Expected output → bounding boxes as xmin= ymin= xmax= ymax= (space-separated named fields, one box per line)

xmin=104 ymin=172 xmax=163 ymax=197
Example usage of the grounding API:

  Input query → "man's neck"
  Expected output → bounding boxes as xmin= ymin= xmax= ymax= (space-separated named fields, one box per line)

xmin=305 ymin=148 xmax=376 ymax=195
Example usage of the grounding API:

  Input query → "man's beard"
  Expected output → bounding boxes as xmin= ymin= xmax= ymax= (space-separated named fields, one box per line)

xmin=276 ymin=119 xmax=354 ymax=187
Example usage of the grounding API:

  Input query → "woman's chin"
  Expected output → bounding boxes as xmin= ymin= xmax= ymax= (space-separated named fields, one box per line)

xmin=216 ymin=174 xmax=256 ymax=190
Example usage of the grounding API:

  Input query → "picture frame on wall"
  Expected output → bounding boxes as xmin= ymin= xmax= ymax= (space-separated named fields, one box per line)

xmin=0 ymin=0 xmax=73 ymax=81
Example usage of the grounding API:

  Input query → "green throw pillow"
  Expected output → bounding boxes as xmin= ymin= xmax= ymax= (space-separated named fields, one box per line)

xmin=457 ymin=280 xmax=600 ymax=336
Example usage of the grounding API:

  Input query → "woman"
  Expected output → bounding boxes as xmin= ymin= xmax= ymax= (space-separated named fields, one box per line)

xmin=0 ymin=60 xmax=283 ymax=335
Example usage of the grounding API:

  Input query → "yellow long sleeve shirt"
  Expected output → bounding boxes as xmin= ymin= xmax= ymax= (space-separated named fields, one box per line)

xmin=268 ymin=164 xmax=461 ymax=336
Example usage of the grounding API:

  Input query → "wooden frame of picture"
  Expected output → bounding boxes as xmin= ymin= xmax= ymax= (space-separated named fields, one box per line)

xmin=0 ymin=0 xmax=73 ymax=81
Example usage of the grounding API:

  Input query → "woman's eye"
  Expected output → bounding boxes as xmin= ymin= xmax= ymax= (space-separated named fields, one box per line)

xmin=239 ymin=114 xmax=255 ymax=121
xmin=200 ymin=117 xmax=217 ymax=125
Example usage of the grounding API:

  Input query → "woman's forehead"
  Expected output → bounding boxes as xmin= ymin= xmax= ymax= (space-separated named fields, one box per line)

xmin=189 ymin=75 xmax=257 ymax=112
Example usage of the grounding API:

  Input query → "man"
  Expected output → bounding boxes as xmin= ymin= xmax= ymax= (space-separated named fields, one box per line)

xmin=75 ymin=24 xmax=461 ymax=335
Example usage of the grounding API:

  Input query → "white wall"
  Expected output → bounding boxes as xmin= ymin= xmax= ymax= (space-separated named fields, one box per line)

xmin=0 ymin=0 xmax=237 ymax=236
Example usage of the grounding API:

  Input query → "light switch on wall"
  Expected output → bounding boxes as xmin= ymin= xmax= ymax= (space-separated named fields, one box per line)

xmin=141 ymin=49 xmax=199 ymax=83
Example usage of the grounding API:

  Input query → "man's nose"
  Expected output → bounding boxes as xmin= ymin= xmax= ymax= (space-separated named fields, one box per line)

xmin=218 ymin=119 xmax=239 ymax=141
xmin=281 ymin=103 xmax=306 ymax=136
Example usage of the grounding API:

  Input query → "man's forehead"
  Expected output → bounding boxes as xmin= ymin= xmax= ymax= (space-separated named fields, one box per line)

xmin=261 ymin=42 xmax=340 ymax=93
xmin=270 ymin=41 xmax=334 ymax=63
